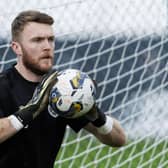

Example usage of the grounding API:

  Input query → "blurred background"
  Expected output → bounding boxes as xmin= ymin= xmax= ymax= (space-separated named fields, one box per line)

xmin=0 ymin=0 xmax=168 ymax=167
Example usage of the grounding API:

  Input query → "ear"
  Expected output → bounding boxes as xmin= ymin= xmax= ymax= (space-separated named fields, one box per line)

xmin=11 ymin=41 xmax=23 ymax=56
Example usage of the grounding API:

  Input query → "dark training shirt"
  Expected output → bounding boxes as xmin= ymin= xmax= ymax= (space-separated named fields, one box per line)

xmin=0 ymin=66 xmax=89 ymax=168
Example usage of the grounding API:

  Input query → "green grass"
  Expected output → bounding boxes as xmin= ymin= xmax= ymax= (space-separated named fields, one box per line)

xmin=54 ymin=134 xmax=168 ymax=168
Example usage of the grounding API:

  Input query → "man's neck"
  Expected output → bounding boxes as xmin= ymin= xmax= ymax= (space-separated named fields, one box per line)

xmin=15 ymin=64 xmax=43 ymax=82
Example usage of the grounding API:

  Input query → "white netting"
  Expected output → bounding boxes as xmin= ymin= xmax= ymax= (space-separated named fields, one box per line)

xmin=0 ymin=0 xmax=168 ymax=167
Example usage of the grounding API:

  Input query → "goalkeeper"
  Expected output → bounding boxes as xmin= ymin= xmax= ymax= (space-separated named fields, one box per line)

xmin=0 ymin=10 xmax=126 ymax=168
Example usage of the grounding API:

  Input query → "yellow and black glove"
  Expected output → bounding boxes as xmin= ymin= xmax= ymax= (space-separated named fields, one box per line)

xmin=13 ymin=70 xmax=58 ymax=127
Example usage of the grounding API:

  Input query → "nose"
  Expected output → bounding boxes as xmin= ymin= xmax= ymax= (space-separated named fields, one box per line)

xmin=43 ymin=39 xmax=53 ymax=50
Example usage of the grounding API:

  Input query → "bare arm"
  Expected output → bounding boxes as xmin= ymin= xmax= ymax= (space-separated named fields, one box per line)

xmin=84 ymin=117 xmax=126 ymax=147
xmin=0 ymin=117 xmax=18 ymax=143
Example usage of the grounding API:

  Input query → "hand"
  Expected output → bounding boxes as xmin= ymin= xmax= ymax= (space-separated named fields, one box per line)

xmin=14 ymin=70 xmax=58 ymax=126
xmin=85 ymin=104 xmax=106 ymax=126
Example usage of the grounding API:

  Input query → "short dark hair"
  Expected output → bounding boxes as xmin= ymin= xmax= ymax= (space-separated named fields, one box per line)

xmin=11 ymin=10 xmax=54 ymax=41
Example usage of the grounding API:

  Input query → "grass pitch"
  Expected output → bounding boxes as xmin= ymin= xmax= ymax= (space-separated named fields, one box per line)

xmin=54 ymin=133 xmax=168 ymax=168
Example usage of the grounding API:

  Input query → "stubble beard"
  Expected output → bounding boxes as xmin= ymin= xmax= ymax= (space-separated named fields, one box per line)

xmin=22 ymin=49 xmax=53 ymax=76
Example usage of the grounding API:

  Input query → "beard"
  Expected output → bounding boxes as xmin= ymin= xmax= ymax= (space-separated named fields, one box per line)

xmin=23 ymin=58 xmax=50 ymax=76
xmin=21 ymin=46 xmax=54 ymax=76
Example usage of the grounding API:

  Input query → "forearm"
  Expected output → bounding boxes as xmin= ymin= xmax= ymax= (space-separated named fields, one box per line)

xmin=85 ymin=117 xmax=126 ymax=147
xmin=95 ymin=118 xmax=126 ymax=147
xmin=0 ymin=117 xmax=19 ymax=143
xmin=0 ymin=108 xmax=35 ymax=144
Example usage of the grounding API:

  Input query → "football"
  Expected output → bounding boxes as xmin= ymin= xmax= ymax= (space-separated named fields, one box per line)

xmin=48 ymin=69 xmax=96 ymax=118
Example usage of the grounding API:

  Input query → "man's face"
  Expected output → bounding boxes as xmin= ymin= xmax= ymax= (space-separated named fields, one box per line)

xmin=17 ymin=22 xmax=55 ymax=75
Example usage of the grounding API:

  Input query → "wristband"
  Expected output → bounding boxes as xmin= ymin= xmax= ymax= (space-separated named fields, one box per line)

xmin=8 ymin=115 xmax=24 ymax=131
xmin=96 ymin=116 xmax=113 ymax=135
xmin=91 ymin=107 xmax=106 ymax=127
xmin=14 ymin=108 xmax=33 ymax=127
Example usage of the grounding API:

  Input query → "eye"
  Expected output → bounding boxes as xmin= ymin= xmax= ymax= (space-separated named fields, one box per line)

xmin=33 ymin=37 xmax=43 ymax=42
xmin=48 ymin=36 xmax=55 ymax=42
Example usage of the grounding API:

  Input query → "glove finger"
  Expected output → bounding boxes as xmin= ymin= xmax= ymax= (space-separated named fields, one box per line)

xmin=41 ymin=70 xmax=58 ymax=88
xmin=31 ymin=70 xmax=58 ymax=104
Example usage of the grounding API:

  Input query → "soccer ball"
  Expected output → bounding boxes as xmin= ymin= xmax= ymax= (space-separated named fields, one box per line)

xmin=48 ymin=69 xmax=96 ymax=118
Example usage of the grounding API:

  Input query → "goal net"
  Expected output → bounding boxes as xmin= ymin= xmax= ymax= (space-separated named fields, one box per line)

xmin=1 ymin=0 xmax=168 ymax=167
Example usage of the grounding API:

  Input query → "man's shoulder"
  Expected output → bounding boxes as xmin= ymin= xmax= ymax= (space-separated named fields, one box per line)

xmin=0 ymin=72 xmax=8 ymax=88
xmin=0 ymin=67 xmax=16 ymax=99
xmin=0 ymin=68 xmax=13 ymax=87
xmin=0 ymin=67 xmax=18 ymax=115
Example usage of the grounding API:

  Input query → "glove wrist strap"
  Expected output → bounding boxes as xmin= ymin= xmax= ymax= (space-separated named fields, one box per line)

xmin=14 ymin=109 xmax=33 ymax=127
xmin=91 ymin=107 xmax=113 ymax=135
xmin=96 ymin=116 xmax=113 ymax=135
xmin=8 ymin=115 xmax=24 ymax=131
xmin=91 ymin=107 xmax=106 ymax=127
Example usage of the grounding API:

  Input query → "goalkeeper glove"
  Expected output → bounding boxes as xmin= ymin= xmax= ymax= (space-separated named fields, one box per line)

xmin=85 ymin=104 xmax=105 ymax=124
xmin=85 ymin=104 xmax=113 ymax=135
xmin=9 ymin=70 xmax=58 ymax=129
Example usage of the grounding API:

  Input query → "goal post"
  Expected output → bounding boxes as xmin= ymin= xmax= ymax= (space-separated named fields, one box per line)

xmin=1 ymin=0 xmax=168 ymax=168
